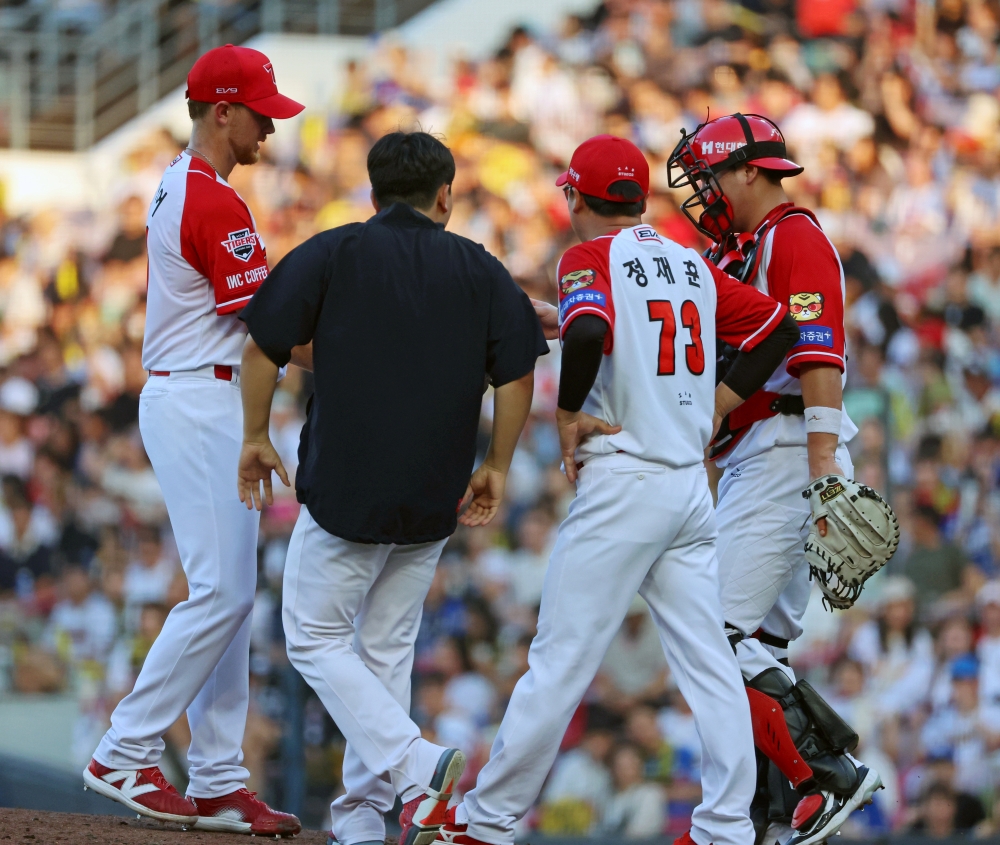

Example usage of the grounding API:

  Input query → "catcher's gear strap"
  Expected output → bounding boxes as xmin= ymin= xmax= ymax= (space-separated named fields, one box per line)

xmin=746 ymin=687 xmax=814 ymax=789
xmin=709 ymin=392 xmax=804 ymax=460
xmin=753 ymin=629 xmax=791 ymax=650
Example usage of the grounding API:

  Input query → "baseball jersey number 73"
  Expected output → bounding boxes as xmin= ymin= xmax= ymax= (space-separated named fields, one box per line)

xmin=647 ymin=299 xmax=705 ymax=376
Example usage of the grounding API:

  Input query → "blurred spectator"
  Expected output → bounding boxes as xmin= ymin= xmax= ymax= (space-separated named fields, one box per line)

xmin=849 ymin=576 xmax=935 ymax=716
xmin=43 ymin=563 xmax=116 ymax=665
xmin=897 ymin=506 xmax=977 ymax=613
xmin=121 ymin=524 xmax=176 ymax=630
xmin=598 ymin=744 xmax=666 ymax=838
xmin=910 ymin=782 xmax=961 ymax=838
xmin=921 ymin=655 xmax=1000 ymax=793
xmin=596 ymin=597 xmax=668 ymax=713
xmin=539 ymin=719 xmax=615 ymax=835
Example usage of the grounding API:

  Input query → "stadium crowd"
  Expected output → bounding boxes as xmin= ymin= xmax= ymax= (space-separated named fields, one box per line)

xmin=1 ymin=0 xmax=1000 ymax=836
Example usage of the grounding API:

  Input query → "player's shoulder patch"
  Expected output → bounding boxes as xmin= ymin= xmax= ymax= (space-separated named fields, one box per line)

xmin=560 ymin=268 xmax=596 ymax=295
xmin=221 ymin=228 xmax=260 ymax=262
xmin=789 ymin=292 xmax=824 ymax=322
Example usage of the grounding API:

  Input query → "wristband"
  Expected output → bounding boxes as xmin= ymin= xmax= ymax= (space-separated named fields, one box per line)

xmin=804 ymin=405 xmax=842 ymax=436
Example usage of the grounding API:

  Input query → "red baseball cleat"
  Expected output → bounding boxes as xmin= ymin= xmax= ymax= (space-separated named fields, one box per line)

xmin=191 ymin=788 xmax=302 ymax=836
xmin=433 ymin=805 xmax=469 ymax=843
xmin=673 ymin=832 xmax=712 ymax=845
xmin=399 ymin=748 xmax=466 ymax=845
xmin=83 ymin=758 xmax=198 ymax=823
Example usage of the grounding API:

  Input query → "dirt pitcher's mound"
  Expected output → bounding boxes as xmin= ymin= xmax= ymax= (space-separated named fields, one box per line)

xmin=0 ymin=808 xmax=331 ymax=843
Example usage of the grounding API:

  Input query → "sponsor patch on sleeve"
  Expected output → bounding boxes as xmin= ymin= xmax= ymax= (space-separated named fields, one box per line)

xmin=794 ymin=326 xmax=834 ymax=348
xmin=560 ymin=268 xmax=596 ymax=295
xmin=559 ymin=290 xmax=606 ymax=320
xmin=789 ymin=292 xmax=824 ymax=322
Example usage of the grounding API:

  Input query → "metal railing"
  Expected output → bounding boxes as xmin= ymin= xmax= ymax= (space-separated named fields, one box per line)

xmin=0 ymin=0 xmax=436 ymax=151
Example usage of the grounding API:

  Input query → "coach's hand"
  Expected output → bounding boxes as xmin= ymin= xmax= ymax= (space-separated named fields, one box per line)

xmin=556 ymin=408 xmax=621 ymax=483
xmin=459 ymin=463 xmax=506 ymax=527
xmin=238 ymin=438 xmax=290 ymax=511
xmin=531 ymin=298 xmax=559 ymax=340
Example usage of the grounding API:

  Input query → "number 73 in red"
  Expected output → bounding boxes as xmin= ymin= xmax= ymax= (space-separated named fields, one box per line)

xmin=647 ymin=300 xmax=705 ymax=376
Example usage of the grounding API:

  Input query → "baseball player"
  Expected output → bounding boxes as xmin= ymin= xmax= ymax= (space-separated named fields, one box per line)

xmin=82 ymin=45 xmax=304 ymax=836
xmin=432 ymin=135 xmax=800 ymax=845
xmin=667 ymin=114 xmax=885 ymax=845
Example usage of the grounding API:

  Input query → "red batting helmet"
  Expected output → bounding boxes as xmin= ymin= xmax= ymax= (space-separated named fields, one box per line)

xmin=667 ymin=113 xmax=802 ymax=241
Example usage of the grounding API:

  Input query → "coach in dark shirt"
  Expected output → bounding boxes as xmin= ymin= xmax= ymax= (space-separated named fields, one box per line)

xmin=235 ymin=132 xmax=547 ymax=844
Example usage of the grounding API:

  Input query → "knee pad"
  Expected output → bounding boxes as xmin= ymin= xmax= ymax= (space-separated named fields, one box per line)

xmin=747 ymin=668 xmax=861 ymax=796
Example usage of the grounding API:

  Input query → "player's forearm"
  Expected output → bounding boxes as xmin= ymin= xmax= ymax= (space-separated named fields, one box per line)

xmin=557 ymin=315 xmax=607 ymax=412
xmin=289 ymin=342 xmax=313 ymax=372
xmin=486 ymin=370 xmax=534 ymax=473
xmin=720 ymin=312 xmax=799 ymax=402
xmin=799 ymin=362 xmax=843 ymax=479
xmin=241 ymin=336 xmax=280 ymax=441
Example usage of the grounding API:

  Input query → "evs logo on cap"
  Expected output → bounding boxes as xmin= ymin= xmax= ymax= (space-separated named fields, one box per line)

xmin=185 ymin=44 xmax=305 ymax=120
xmin=555 ymin=135 xmax=650 ymax=201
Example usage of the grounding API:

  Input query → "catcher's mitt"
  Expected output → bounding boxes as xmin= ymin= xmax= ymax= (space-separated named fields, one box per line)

xmin=802 ymin=475 xmax=900 ymax=610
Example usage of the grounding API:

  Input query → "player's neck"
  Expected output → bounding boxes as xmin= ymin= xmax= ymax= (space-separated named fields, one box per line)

xmin=187 ymin=125 xmax=237 ymax=181
xmin=743 ymin=186 xmax=791 ymax=233
xmin=578 ymin=215 xmax=643 ymax=242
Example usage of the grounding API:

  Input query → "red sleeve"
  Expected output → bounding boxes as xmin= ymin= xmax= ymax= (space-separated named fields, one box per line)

xmin=706 ymin=257 xmax=786 ymax=352
xmin=557 ymin=238 xmax=616 ymax=353
xmin=765 ymin=216 xmax=846 ymax=377
xmin=180 ymin=165 xmax=269 ymax=316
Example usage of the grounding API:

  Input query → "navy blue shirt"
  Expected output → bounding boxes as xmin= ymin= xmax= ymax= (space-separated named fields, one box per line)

xmin=242 ymin=203 xmax=547 ymax=545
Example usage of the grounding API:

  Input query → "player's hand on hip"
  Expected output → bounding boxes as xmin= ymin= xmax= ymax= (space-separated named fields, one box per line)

xmin=238 ymin=438 xmax=290 ymax=511
xmin=556 ymin=408 xmax=622 ymax=483
xmin=459 ymin=463 xmax=506 ymax=527
xmin=530 ymin=298 xmax=559 ymax=340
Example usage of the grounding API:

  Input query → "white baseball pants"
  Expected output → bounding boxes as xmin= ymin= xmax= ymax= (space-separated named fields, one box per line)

xmin=95 ymin=369 xmax=259 ymax=798
xmin=282 ymin=506 xmax=450 ymax=844
xmin=462 ymin=453 xmax=756 ymax=845
xmin=716 ymin=444 xmax=854 ymax=681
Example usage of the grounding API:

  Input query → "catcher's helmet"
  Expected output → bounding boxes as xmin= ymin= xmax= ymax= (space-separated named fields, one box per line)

xmin=667 ymin=113 xmax=803 ymax=241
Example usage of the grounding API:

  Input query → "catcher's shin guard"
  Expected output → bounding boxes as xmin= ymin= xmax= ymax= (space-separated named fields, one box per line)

xmin=747 ymin=668 xmax=861 ymax=797
xmin=750 ymin=749 xmax=801 ymax=845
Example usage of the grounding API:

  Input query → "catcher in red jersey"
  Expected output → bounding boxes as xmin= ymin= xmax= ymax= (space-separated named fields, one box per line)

xmin=666 ymin=114 xmax=898 ymax=845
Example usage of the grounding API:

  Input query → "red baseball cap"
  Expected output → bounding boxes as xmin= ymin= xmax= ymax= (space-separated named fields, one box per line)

xmin=186 ymin=44 xmax=304 ymax=120
xmin=555 ymin=135 xmax=650 ymax=200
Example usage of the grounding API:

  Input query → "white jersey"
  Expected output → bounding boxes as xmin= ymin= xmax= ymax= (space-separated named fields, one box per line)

xmin=142 ymin=152 xmax=269 ymax=372
xmin=717 ymin=205 xmax=857 ymax=468
xmin=556 ymin=224 xmax=785 ymax=468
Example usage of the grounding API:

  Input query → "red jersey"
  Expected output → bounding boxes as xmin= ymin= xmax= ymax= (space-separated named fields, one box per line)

xmin=717 ymin=203 xmax=858 ymax=467
xmin=142 ymin=152 xmax=269 ymax=372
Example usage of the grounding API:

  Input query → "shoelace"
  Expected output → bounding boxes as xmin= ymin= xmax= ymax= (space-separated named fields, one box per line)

xmin=140 ymin=767 xmax=176 ymax=793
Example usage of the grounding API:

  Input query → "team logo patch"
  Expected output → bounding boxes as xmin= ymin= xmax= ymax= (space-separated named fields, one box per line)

xmin=633 ymin=227 xmax=662 ymax=243
xmin=795 ymin=326 xmax=834 ymax=348
xmin=560 ymin=268 xmax=595 ymax=295
xmin=789 ymin=292 xmax=824 ymax=322
xmin=221 ymin=229 xmax=259 ymax=262
xmin=559 ymin=290 xmax=606 ymax=320
xmin=820 ymin=481 xmax=845 ymax=504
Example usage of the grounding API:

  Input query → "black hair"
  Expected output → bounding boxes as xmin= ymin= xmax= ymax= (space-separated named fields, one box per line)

xmin=187 ymin=100 xmax=212 ymax=120
xmin=367 ymin=131 xmax=456 ymax=210
xmin=759 ymin=168 xmax=786 ymax=186
xmin=580 ymin=180 xmax=645 ymax=218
